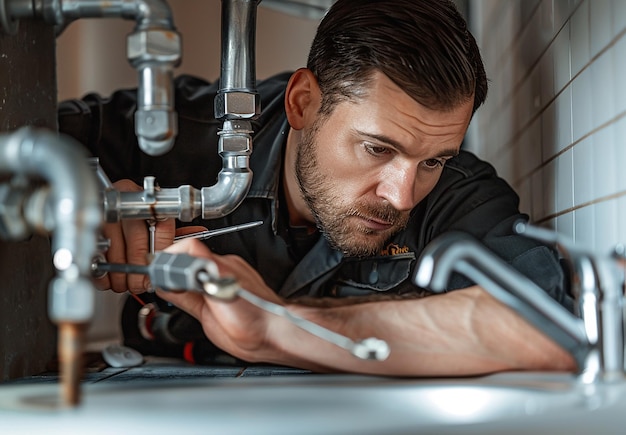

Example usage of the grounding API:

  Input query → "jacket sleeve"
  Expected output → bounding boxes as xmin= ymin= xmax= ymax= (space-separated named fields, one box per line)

xmin=416 ymin=151 xmax=573 ymax=311
xmin=58 ymin=75 xmax=224 ymax=187
xmin=58 ymin=73 xmax=292 ymax=189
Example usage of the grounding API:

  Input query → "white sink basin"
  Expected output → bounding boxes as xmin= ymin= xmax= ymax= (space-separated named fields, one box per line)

xmin=0 ymin=370 xmax=624 ymax=434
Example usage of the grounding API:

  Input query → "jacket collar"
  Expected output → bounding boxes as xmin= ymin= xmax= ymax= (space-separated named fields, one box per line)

xmin=247 ymin=115 xmax=291 ymax=234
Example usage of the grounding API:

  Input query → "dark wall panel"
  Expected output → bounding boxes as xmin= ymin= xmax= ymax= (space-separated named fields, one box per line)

xmin=0 ymin=18 xmax=58 ymax=380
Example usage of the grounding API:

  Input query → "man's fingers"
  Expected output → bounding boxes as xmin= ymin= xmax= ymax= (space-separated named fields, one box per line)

xmin=175 ymin=225 xmax=209 ymax=238
xmin=154 ymin=219 xmax=177 ymax=251
xmin=121 ymin=218 xmax=152 ymax=292
xmin=156 ymin=289 xmax=207 ymax=321
xmin=100 ymin=221 xmax=126 ymax=292
xmin=162 ymin=239 xmax=280 ymax=303
xmin=166 ymin=238 xmax=214 ymax=257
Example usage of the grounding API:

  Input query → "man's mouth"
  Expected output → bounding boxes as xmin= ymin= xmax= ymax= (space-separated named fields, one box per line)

xmin=353 ymin=215 xmax=394 ymax=231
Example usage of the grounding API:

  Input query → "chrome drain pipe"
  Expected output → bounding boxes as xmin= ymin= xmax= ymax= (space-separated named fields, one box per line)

xmin=1 ymin=0 xmax=182 ymax=156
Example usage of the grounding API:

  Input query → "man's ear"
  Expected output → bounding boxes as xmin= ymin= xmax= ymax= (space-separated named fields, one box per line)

xmin=285 ymin=68 xmax=321 ymax=130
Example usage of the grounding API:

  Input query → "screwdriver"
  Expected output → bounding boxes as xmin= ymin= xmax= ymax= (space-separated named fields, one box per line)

xmin=173 ymin=220 xmax=263 ymax=242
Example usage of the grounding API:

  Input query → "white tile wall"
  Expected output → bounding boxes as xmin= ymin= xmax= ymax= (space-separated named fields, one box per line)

xmin=469 ymin=0 xmax=626 ymax=252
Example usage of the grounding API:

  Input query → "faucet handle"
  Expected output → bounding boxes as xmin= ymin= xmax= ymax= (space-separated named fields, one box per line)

xmin=513 ymin=220 xmax=597 ymax=301
xmin=414 ymin=231 xmax=591 ymax=367
xmin=513 ymin=220 xmax=626 ymax=297
xmin=514 ymin=220 xmax=626 ymax=378
xmin=514 ymin=220 xmax=585 ymax=255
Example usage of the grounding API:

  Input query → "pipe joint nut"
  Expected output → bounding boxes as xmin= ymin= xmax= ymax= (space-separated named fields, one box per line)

xmin=102 ymin=188 xmax=121 ymax=223
xmin=48 ymin=276 xmax=95 ymax=323
xmin=177 ymin=185 xmax=199 ymax=222
xmin=0 ymin=183 xmax=29 ymax=239
xmin=127 ymin=28 xmax=181 ymax=66
xmin=214 ymin=91 xmax=260 ymax=120
xmin=218 ymin=133 xmax=252 ymax=154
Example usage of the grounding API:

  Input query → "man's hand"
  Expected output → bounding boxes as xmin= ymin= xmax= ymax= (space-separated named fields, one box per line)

xmin=154 ymin=240 xmax=577 ymax=376
xmin=96 ymin=179 xmax=205 ymax=293
xmin=156 ymin=239 xmax=284 ymax=363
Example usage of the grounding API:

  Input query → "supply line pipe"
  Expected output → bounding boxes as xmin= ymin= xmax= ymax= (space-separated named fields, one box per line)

xmin=0 ymin=126 xmax=102 ymax=406
xmin=91 ymin=0 xmax=260 ymax=222
xmin=93 ymin=168 xmax=255 ymax=223
xmin=209 ymin=0 xmax=261 ymax=216
xmin=1 ymin=0 xmax=181 ymax=156
xmin=3 ymin=0 xmax=257 ymax=219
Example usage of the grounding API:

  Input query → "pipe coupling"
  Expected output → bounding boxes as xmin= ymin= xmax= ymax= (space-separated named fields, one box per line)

xmin=127 ymin=28 xmax=181 ymax=66
xmin=214 ymin=91 xmax=260 ymax=120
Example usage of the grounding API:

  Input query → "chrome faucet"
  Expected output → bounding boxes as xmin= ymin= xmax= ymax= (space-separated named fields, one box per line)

xmin=413 ymin=223 xmax=625 ymax=383
xmin=514 ymin=222 xmax=625 ymax=383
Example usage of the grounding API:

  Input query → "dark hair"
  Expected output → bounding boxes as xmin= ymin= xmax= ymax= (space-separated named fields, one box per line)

xmin=307 ymin=0 xmax=487 ymax=116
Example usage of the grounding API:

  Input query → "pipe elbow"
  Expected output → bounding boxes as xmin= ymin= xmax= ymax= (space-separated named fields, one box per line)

xmin=130 ymin=0 xmax=175 ymax=28
xmin=0 ymin=127 xmax=102 ymax=321
xmin=200 ymin=168 xmax=253 ymax=219
xmin=0 ymin=127 xmax=102 ymax=274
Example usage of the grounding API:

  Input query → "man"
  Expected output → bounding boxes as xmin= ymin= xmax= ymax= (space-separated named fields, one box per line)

xmin=59 ymin=0 xmax=576 ymax=375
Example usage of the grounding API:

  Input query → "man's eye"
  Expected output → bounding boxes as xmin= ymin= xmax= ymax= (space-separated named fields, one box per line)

xmin=422 ymin=158 xmax=444 ymax=169
xmin=364 ymin=144 xmax=390 ymax=156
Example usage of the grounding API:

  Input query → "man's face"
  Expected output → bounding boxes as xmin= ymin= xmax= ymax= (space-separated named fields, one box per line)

xmin=295 ymin=72 xmax=474 ymax=257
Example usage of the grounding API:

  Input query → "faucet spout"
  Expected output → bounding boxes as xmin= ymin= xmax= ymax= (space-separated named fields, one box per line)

xmin=414 ymin=231 xmax=591 ymax=368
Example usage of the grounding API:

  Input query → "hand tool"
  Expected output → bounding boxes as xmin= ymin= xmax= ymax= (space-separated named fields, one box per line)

xmin=173 ymin=220 xmax=263 ymax=242
xmin=93 ymin=252 xmax=390 ymax=361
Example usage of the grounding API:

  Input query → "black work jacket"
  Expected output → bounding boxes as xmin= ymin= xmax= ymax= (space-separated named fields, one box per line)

xmin=58 ymin=72 xmax=571 ymax=308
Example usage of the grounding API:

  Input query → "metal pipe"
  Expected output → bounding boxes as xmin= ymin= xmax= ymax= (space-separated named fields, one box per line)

xmin=0 ymin=126 xmax=101 ymax=285
xmin=93 ymin=1 xmax=260 ymax=222
xmin=207 ymin=0 xmax=260 ymax=219
xmin=2 ymin=0 xmax=181 ymax=156
xmin=98 ymin=174 xmax=251 ymax=222
xmin=215 ymin=0 xmax=260 ymax=120
xmin=219 ymin=0 xmax=258 ymax=92
xmin=0 ymin=126 xmax=102 ymax=406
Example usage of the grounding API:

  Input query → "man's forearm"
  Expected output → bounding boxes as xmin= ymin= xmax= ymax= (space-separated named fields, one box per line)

xmin=290 ymin=291 xmax=433 ymax=308
xmin=271 ymin=286 xmax=577 ymax=376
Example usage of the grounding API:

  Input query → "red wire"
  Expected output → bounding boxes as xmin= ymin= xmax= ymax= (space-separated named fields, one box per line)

xmin=129 ymin=292 xmax=146 ymax=306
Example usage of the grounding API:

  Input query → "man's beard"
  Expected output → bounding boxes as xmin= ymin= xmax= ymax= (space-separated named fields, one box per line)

xmin=294 ymin=120 xmax=410 ymax=257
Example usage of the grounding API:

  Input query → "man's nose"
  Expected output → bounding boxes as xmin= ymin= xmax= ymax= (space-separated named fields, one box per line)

xmin=375 ymin=166 xmax=418 ymax=212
